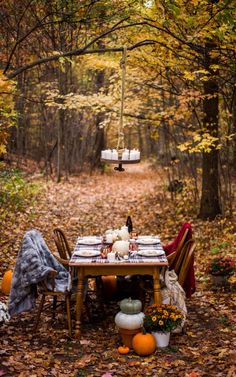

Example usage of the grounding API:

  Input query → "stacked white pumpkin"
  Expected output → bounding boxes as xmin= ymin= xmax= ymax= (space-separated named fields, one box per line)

xmin=104 ymin=226 xmax=130 ymax=258
xmin=105 ymin=226 xmax=130 ymax=242
xmin=115 ymin=298 xmax=144 ymax=348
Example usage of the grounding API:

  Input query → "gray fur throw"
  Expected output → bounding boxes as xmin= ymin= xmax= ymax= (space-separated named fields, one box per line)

xmin=8 ymin=229 xmax=69 ymax=317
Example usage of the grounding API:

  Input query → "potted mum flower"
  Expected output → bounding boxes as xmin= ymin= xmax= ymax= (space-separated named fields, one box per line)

xmin=207 ymin=256 xmax=235 ymax=286
xmin=143 ymin=304 xmax=183 ymax=348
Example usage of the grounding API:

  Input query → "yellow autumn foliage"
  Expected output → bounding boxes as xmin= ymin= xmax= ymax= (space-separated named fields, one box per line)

xmin=0 ymin=70 xmax=16 ymax=155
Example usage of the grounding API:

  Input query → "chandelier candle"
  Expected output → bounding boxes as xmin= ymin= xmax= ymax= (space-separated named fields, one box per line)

xmin=111 ymin=149 xmax=118 ymax=160
xmin=122 ymin=149 xmax=129 ymax=160
xmin=101 ymin=148 xmax=140 ymax=161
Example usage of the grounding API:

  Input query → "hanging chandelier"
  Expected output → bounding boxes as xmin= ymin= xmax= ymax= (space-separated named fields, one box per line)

xmin=101 ymin=47 xmax=141 ymax=171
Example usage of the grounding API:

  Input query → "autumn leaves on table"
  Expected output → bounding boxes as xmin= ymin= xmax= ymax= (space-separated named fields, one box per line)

xmin=73 ymin=226 xmax=164 ymax=261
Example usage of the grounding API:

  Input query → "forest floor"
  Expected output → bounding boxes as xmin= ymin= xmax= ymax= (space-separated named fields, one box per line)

xmin=0 ymin=162 xmax=236 ymax=377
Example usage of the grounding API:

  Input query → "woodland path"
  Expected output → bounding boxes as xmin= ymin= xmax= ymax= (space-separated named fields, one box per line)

xmin=0 ymin=162 xmax=235 ymax=377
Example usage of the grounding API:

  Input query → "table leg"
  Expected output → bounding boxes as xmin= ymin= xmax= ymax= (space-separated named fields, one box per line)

xmin=153 ymin=267 xmax=161 ymax=305
xmin=75 ymin=268 xmax=84 ymax=338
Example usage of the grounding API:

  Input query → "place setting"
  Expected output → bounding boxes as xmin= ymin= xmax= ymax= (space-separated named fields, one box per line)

xmin=136 ymin=235 xmax=161 ymax=245
xmin=72 ymin=249 xmax=101 ymax=258
xmin=76 ymin=236 xmax=102 ymax=246
xmin=71 ymin=236 xmax=103 ymax=260
xmin=137 ymin=249 xmax=165 ymax=258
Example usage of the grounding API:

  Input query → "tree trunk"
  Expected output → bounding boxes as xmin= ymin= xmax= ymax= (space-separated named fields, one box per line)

xmin=199 ymin=42 xmax=221 ymax=220
xmin=90 ymin=63 xmax=105 ymax=170
xmin=232 ymin=87 xmax=236 ymax=173
xmin=57 ymin=107 xmax=62 ymax=183
xmin=15 ymin=73 xmax=26 ymax=159
xmin=92 ymin=112 xmax=105 ymax=170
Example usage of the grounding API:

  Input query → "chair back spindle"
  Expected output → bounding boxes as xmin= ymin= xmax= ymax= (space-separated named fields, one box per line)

xmin=168 ymin=228 xmax=190 ymax=270
xmin=178 ymin=240 xmax=195 ymax=287
xmin=53 ymin=228 xmax=72 ymax=260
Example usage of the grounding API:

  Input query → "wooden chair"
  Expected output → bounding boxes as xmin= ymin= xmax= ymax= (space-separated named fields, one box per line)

xmin=178 ymin=239 xmax=196 ymax=288
xmin=33 ymin=269 xmax=72 ymax=336
xmin=167 ymin=228 xmax=190 ymax=269
xmin=172 ymin=239 xmax=194 ymax=276
xmin=53 ymin=228 xmax=71 ymax=269
xmin=53 ymin=228 xmax=103 ymax=319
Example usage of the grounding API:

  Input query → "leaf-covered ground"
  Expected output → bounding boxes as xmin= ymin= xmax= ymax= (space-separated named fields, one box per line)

xmin=1 ymin=163 xmax=236 ymax=377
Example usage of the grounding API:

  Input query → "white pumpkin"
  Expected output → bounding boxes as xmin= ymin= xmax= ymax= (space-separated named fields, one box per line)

xmin=105 ymin=229 xmax=113 ymax=235
xmin=118 ymin=226 xmax=130 ymax=241
xmin=112 ymin=230 xmax=119 ymax=242
xmin=112 ymin=240 xmax=129 ymax=257
xmin=115 ymin=311 xmax=144 ymax=330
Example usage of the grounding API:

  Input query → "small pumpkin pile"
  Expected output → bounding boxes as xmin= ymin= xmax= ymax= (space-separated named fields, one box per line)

xmin=115 ymin=297 xmax=144 ymax=348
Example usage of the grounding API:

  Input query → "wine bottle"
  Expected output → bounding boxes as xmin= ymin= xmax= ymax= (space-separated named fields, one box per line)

xmin=126 ymin=213 xmax=133 ymax=233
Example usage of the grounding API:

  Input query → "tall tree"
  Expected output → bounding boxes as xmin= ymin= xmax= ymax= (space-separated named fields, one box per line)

xmin=0 ymin=0 xmax=235 ymax=219
xmin=133 ymin=0 xmax=236 ymax=219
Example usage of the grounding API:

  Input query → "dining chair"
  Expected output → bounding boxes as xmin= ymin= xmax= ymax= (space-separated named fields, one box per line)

xmin=172 ymin=239 xmax=194 ymax=276
xmin=53 ymin=228 xmax=104 ymax=319
xmin=140 ymin=240 xmax=196 ymax=308
xmin=53 ymin=228 xmax=71 ymax=269
xmin=8 ymin=229 xmax=72 ymax=336
xmin=170 ymin=238 xmax=196 ymax=299
xmin=33 ymin=269 xmax=72 ymax=336
xmin=164 ymin=223 xmax=192 ymax=258
xmin=167 ymin=228 xmax=190 ymax=269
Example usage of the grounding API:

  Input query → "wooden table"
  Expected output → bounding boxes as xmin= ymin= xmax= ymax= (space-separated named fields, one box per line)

xmin=69 ymin=258 xmax=168 ymax=338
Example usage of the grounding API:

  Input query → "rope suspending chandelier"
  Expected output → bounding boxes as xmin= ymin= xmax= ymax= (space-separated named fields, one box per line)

xmin=101 ymin=47 xmax=140 ymax=171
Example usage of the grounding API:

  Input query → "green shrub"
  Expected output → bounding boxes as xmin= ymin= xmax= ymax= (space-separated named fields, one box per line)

xmin=0 ymin=166 xmax=40 ymax=216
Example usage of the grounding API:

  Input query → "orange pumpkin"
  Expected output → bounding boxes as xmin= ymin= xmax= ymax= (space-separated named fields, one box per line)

xmin=1 ymin=270 xmax=13 ymax=295
xmin=132 ymin=332 xmax=156 ymax=356
xmin=117 ymin=345 xmax=130 ymax=355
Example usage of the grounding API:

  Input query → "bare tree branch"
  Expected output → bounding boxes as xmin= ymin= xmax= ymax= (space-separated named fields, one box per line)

xmin=3 ymin=13 xmax=54 ymax=74
xmin=5 ymin=21 xmax=153 ymax=79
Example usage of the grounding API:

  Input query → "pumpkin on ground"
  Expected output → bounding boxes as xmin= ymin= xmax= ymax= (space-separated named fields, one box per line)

xmin=1 ymin=270 xmax=13 ymax=295
xmin=117 ymin=345 xmax=130 ymax=354
xmin=132 ymin=331 xmax=156 ymax=356
xmin=120 ymin=297 xmax=142 ymax=314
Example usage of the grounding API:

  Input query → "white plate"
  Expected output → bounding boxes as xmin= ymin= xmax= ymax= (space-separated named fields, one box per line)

xmin=73 ymin=250 xmax=100 ymax=257
xmin=137 ymin=249 xmax=164 ymax=257
xmin=77 ymin=237 xmax=102 ymax=245
xmin=137 ymin=237 xmax=160 ymax=245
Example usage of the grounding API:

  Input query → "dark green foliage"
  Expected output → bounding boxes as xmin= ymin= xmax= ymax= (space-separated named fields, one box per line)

xmin=0 ymin=165 xmax=40 ymax=216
